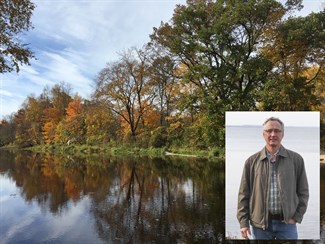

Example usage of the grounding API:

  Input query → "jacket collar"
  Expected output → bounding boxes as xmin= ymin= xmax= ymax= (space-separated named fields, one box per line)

xmin=259 ymin=145 xmax=288 ymax=161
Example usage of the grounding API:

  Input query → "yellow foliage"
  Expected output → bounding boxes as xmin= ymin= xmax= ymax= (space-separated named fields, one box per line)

xmin=42 ymin=121 xmax=57 ymax=144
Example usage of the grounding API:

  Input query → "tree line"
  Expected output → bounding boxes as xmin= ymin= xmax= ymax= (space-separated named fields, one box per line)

xmin=1 ymin=0 xmax=324 ymax=151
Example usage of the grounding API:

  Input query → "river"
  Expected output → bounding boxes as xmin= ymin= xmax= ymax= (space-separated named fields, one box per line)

xmin=0 ymin=150 xmax=224 ymax=243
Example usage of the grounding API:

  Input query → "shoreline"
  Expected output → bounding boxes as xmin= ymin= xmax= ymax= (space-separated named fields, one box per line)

xmin=0 ymin=145 xmax=223 ymax=160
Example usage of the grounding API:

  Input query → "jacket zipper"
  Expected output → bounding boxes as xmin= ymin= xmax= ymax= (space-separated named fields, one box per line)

xmin=264 ymin=159 xmax=270 ymax=230
xmin=277 ymin=160 xmax=285 ymax=223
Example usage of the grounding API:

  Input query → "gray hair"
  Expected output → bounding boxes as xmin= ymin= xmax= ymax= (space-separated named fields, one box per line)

xmin=263 ymin=117 xmax=284 ymax=130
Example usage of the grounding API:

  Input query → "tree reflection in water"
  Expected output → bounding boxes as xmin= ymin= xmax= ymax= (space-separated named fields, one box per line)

xmin=91 ymin=157 xmax=225 ymax=243
xmin=0 ymin=150 xmax=223 ymax=242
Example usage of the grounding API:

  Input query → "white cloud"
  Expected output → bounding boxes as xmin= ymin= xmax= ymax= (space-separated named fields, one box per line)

xmin=0 ymin=89 xmax=14 ymax=97
xmin=39 ymin=51 xmax=93 ymax=96
xmin=1 ymin=75 xmax=29 ymax=118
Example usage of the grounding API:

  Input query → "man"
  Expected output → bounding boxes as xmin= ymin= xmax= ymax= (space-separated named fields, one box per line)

xmin=237 ymin=117 xmax=309 ymax=240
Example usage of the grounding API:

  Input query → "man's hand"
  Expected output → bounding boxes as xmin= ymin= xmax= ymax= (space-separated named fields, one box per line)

xmin=284 ymin=218 xmax=297 ymax=224
xmin=240 ymin=227 xmax=251 ymax=239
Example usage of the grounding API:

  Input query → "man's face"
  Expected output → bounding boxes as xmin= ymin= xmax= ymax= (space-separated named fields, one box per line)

xmin=263 ymin=120 xmax=284 ymax=149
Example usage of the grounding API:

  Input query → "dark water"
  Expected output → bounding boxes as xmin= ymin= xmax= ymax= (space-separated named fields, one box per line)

xmin=0 ymin=150 xmax=224 ymax=243
xmin=1 ymin=150 xmax=324 ymax=243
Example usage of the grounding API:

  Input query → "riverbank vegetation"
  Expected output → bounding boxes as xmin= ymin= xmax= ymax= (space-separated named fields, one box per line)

xmin=1 ymin=0 xmax=324 ymax=153
xmin=9 ymin=144 xmax=220 ymax=160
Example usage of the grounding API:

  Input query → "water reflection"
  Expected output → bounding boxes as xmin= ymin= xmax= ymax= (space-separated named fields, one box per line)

xmin=0 ymin=150 xmax=224 ymax=243
xmin=91 ymin=157 xmax=225 ymax=243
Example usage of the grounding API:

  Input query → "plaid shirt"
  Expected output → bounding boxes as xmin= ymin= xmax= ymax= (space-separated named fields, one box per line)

xmin=266 ymin=150 xmax=283 ymax=215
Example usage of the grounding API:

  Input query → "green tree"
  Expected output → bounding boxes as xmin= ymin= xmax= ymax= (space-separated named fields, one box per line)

xmin=150 ymin=0 xmax=295 ymax=147
xmin=260 ymin=10 xmax=325 ymax=110
xmin=313 ymin=67 xmax=325 ymax=149
xmin=150 ymin=0 xmax=283 ymax=112
xmin=146 ymin=44 xmax=181 ymax=126
xmin=0 ymin=0 xmax=35 ymax=73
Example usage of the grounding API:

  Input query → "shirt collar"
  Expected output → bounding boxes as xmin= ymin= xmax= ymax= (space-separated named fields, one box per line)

xmin=266 ymin=148 xmax=279 ymax=157
xmin=266 ymin=149 xmax=278 ymax=162
xmin=259 ymin=145 xmax=288 ymax=161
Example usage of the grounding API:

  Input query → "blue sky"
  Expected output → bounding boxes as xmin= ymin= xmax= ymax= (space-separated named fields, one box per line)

xmin=0 ymin=0 xmax=324 ymax=119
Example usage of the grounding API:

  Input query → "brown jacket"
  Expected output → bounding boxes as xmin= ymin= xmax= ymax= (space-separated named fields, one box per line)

xmin=237 ymin=145 xmax=309 ymax=229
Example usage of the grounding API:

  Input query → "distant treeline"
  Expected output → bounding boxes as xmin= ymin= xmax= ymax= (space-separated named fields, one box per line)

xmin=1 ymin=0 xmax=324 ymax=150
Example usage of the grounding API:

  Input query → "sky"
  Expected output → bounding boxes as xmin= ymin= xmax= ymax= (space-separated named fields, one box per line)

xmin=225 ymin=111 xmax=320 ymax=127
xmin=0 ymin=0 xmax=324 ymax=120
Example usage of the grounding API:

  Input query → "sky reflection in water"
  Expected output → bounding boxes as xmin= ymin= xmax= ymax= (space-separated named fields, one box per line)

xmin=0 ymin=150 xmax=224 ymax=243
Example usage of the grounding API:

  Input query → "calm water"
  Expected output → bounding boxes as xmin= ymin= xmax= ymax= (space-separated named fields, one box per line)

xmin=226 ymin=126 xmax=323 ymax=241
xmin=0 ymin=150 xmax=224 ymax=243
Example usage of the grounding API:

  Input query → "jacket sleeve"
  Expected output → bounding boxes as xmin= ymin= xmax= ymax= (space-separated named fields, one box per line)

xmin=293 ymin=155 xmax=309 ymax=223
xmin=237 ymin=159 xmax=251 ymax=228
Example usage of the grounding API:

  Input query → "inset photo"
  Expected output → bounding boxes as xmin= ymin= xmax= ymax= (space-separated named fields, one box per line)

xmin=225 ymin=111 xmax=320 ymax=240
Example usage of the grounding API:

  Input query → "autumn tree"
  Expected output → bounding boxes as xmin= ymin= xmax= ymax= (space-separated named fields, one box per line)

xmin=51 ymin=82 xmax=73 ymax=116
xmin=0 ymin=88 xmax=51 ymax=147
xmin=0 ymin=118 xmax=15 ymax=146
xmin=22 ymin=93 xmax=51 ymax=145
xmin=42 ymin=107 xmax=62 ymax=144
xmin=55 ymin=95 xmax=86 ymax=144
xmin=13 ymin=109 xmax=32 ymax=146
xmin=84 ymin=103 xmax=118 ymax=145
xmin=42 ymin=83 xmax=72 ymax=144
xmin=0 ymin=0 xmax=35 ymax=73
xmin=95 ymin=48 xmax=155 ymax=141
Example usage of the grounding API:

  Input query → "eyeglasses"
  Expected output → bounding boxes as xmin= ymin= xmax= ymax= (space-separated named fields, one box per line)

xmin=264 ymin=129 xmax=282 ymax=134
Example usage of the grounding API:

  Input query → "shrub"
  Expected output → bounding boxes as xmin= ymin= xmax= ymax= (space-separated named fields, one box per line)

xmin=149 ymin=126 xmax=168 ymax=148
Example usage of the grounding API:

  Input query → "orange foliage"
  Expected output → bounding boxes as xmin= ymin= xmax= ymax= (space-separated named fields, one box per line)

xmin=43 ymin=107 xmax=62 ymax=124
xmin=66 ymin=96 xmax=83 ymax=119
xmin=142 ymin=104 xmax=160 ymax=129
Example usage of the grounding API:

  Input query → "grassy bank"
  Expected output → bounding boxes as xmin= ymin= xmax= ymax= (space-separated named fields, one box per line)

xmin=21 ymin=143 xmax=224 ymax=159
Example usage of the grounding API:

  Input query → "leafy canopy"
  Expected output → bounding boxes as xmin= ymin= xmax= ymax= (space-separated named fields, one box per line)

xmin=0 ymin=0 xmax=35 ymax=73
